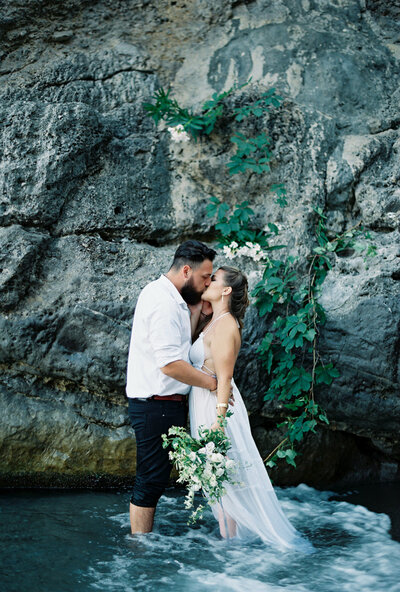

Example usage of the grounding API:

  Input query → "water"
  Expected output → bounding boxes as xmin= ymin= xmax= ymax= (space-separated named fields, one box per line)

xmin=1 ymin=484 xmax=400 ymax=592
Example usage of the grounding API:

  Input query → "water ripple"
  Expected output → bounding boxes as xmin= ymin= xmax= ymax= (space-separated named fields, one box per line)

xmin=1 ymin=485 xmax=399 ymax=592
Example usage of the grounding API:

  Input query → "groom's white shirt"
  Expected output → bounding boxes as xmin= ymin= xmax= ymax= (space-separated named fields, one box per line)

xmin=126 ymin=274 xmax=192 ymax=398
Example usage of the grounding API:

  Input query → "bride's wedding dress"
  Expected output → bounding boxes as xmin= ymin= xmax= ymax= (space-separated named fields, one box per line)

xmin=189 ymin=314 xmax=314 ymax=552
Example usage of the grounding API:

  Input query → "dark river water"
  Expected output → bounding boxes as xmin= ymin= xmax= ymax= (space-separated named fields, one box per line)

xmin=0 ymin=483 xmax=399 ymax=592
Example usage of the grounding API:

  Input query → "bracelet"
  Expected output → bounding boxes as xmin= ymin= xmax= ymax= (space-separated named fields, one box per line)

xmin=216 ymin=403 xmax=228 ymax=409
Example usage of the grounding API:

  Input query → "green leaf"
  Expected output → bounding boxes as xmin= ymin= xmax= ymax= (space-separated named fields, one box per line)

xmin=217 ymin=203 xmax=230 ymax=220
xmin=286 ymin=368 xmax=313 ymax=391
xmin=259 ymin=334 xmax=273 ymax=352
xmin=315 ymin=363 xmax=340 ymax=385
xmin=303 ymin=419 xmax=317 ymax=433
xmin=294 ymin=335 xmax=304 ymax=348
xmin=267 ymin=222 xmax=280 ymax=235
xmin=258 ymin=299 xmax=273 ymax=316
xmin=313 ymin=206 xmax=327 ymax=219
xmin=264 ymin=391 xmax=274 ymax=402
xmin=276 ymin=448 xmax=297 ymax=467
xmin=266 ymin=350 xmax=274 ymax=373
xmin=304 ymin=329 xmax=316 ymax=342
xmin=215 ymin=222 xmax=232 ymax=236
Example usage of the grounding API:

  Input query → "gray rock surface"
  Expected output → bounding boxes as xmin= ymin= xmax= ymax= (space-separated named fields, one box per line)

xmin=0 ymin=0 xmax=399 ymax=487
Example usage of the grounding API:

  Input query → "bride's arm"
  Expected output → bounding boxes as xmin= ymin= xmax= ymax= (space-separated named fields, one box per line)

xmin=188 ymin=301 xmax=213 ymax=339
xmin=210 ymin=322 xmax=240 ymax=430
xmin=188 ymin=302 xmax=202 ymax=338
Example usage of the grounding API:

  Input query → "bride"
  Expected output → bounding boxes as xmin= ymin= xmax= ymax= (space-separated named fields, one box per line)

xmin=189 ymin=265 xmax=313 ymax=552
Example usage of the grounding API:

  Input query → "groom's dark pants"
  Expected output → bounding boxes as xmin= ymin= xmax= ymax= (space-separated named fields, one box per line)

xmin=128 ymin=397 xmax=187 ymax=507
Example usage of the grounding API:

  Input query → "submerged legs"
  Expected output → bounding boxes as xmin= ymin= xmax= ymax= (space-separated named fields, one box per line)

xmin=218 ymin=503 xmax=237 ymax=539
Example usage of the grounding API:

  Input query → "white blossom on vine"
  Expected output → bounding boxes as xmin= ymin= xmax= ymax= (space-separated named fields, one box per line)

xmin=167 ymin=124 xmax=190 ymax=142
xmin=223 ymin=240 xmax=267 ymax=262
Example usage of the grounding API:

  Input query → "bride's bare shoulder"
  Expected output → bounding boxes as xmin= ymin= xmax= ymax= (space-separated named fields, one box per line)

xmin=216 ymin=314 xmax=241 ymax=339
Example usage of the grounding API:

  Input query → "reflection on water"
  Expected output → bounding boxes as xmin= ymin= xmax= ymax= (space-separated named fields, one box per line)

xmin=0 ymin=484 xmax=400 ymax=592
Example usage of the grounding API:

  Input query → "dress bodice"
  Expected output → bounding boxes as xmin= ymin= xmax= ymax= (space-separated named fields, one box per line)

xmin=189 ymin=334 xmax=205 ymax=370
xmin=189 ymin=312 xmax=239 ymax=374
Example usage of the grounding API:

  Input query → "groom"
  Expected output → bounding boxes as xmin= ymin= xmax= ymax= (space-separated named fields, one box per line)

xmin=126 ymin=240 xmax=217 ymax=534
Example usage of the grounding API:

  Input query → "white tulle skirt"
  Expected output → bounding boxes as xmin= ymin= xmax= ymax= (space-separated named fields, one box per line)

xmin=189 ymin=380 xmax=314 ymax=553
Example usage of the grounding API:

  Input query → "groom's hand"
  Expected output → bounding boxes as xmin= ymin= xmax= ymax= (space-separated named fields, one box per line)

xmin=208 ymin=376 xmax=218 ymax=392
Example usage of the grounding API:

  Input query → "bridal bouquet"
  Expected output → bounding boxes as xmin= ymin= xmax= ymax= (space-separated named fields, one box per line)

xmin=162 ymin=418 xmax=239 ymax=523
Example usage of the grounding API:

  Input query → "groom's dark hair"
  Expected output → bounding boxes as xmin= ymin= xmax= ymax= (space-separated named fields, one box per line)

xmin=170 ymin=240 xmax=216 ymax=270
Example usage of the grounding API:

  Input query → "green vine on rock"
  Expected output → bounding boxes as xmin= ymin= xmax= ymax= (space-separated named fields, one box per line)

xmin=257 ymin=213 xmax=376 ymax=468
xmin=143 ymin=82 xmax=376 ymax=471
xmin=143 ymin=83 xmax=247 ymax=138
xmin=144 ymin=82 xmax=285 ymax=200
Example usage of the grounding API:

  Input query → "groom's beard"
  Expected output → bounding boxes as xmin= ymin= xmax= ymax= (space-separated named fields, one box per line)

xmin=181 ymin=277 xmax=203 ymax=305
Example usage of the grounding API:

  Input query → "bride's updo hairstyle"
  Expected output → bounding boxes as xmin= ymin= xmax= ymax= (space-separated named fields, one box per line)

xmin=219 ymin=266 xmax=250 ymax=331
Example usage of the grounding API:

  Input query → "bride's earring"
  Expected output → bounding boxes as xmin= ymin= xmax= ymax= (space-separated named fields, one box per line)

xmin=221 ymin=294 xmax=224 ymax=303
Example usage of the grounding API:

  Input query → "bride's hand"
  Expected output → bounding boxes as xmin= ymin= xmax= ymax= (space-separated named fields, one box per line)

xmin=211 ymin=420 xmax=225 ymax=433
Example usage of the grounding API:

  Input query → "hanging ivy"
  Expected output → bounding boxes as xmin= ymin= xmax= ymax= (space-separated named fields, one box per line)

xmin=143 ymin=82 xmax=376 ymax=469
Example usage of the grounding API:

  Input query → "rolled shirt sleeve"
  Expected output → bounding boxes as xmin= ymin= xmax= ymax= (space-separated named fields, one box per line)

xmin=148 ymin=300 xmax=187 ymax=368
xmin=126 ymin=274 xmax=192 ymax=398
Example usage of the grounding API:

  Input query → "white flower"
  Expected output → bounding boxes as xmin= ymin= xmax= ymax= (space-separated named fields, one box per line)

xmin=237 ymin=245 xmax=249 ymax=257
xmin=168 ymin=124 xmax=190 ymax=142
xmin=223 ymin=245 xmax=236 ymax=260
xmin=235 ymin=241 xmax=267 ymax=262
xmin=184 ymin=494 xmax=194 ymax=509
xmin=210 ymin=452 xmax=224 ymax=463
xmin=203 ymin=463 xmax=212 ymax=479
xmin=205 ymin=442 xmax=215 ymax=454
xmin=230 ymin=241 xmax=238 ymax=249
xmin=162 ymin=423 xmax=241 ymax=524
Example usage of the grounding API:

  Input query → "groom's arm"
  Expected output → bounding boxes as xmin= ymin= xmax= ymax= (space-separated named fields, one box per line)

xmin=148 ymin=299 xmax=217 ymax=391
xmin=161 ymin=360 xmax=217 ymax=391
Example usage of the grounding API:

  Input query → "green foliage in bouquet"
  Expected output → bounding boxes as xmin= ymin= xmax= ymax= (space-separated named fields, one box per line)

xmin=162 ymin=415 xmax=240 ymax=524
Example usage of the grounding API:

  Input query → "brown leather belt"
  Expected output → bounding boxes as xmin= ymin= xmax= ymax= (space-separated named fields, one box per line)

xmin=152 ymin=394 xmax=187 ymax=402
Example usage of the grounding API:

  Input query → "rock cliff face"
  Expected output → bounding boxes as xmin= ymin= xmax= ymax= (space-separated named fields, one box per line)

xmin=1 ymin=0 xmax=399 ymax=487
